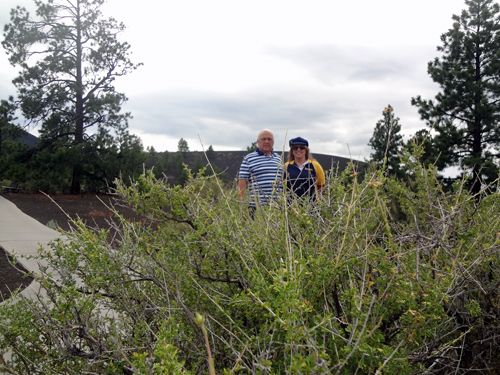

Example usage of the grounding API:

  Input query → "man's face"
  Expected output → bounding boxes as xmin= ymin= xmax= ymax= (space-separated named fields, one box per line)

xmin=257 ymin=131 xmax=274 ymax=155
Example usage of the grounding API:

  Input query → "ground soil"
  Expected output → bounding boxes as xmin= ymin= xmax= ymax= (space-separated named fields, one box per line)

xmin=0 ymin=192 xmax=143 ymax=302
xmin=0 ymin=247 xmax=33 ymax=302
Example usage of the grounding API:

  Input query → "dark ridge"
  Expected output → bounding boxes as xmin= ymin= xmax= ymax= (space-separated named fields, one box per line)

xmin=3 ymin=130 xmax=39 ymax=149
xmin=147 ymin=150 xmax=362 ymax=185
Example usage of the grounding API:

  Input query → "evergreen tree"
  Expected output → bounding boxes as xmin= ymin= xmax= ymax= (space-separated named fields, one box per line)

xmin=147 ymin=146 xmax=157 ymax=159
xmin=0 ymin=97 xmax=21 ymax=158
xmin=162 ymin=151 xmax=172 ymax=170
xmin=83 ymin=125 xmax=146 ymax=191
xmin=404 ymin=129 xmax=439 ymax=168
xmin=23 ymin=143 xmax=75 ymax=193
xmin=153 ymin=158 xmax=165 ymax=179
xmin=175 ymin=152 xmax=184 ymax=173
xmin=2 ymin=0 xmax=141 ymax=193
xmin=192 ymin=153 xmax=204 ymax=176
xmin=21 ymin=125 xmax=146 ymax=193
xmin=177 ymin=138 xmax=189 ymax=154
xmin=411 ymin=0 xmax=500 ymax=195
xmin=247 ymin=141 xmax=257 ymax=152
xmin=368 ymin=105 xmax=404 ymax=178
xmin=177 ymin=168 xmax=189 ymax=186
xmin=0 ymin=97 xmax=33 ymax=182
xmin=206 ymin=145 xmax=216 ymax=160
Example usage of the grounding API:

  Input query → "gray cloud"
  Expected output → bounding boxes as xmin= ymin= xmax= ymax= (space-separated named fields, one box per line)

xmin=124 ymin=88 xmax=337 ymax=147
xmin=122 ymin=40 xmax=442 ymax=158
xmin=123 ymin=84 xmax=399 ymax=157
xmin=0 ymin=20 xmax=443 ymax=160
xmin=266 ymin=44 xmax=420 ymax=86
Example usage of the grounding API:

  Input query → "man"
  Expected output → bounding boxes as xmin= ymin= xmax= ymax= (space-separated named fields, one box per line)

xmin=238 ymin=129 xmax=282 ymax=208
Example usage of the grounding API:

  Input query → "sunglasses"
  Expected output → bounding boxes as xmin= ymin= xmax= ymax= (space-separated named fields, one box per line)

xmin=292 ymin=145 xmax=306 ymax=151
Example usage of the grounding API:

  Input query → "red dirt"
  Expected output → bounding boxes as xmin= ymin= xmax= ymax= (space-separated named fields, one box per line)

xmin=0 ymin=193 xmax=143 ymax=301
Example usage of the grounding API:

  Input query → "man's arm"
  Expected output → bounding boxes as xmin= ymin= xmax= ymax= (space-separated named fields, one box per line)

xmin=238 ymin=179 xmax=247 ymax=198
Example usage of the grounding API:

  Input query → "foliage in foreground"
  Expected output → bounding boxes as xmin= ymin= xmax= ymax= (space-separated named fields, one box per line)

xmin=2 ymin=150 xmax=500 ymax=374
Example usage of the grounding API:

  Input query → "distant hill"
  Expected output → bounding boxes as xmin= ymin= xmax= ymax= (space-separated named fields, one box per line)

xmin=2 ymin=130 xmax=38 ymax=149
xmin=147 ymin=150 xmax=362 ymax=185
xmin=208 ymin=151 xmax=358 ymax=180
xmin=16 ymin=132 xmax=38 ymax=149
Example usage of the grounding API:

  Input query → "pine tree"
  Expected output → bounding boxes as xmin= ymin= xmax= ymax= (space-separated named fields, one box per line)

xmin=176 ymin=152 xmax=184 ymax=173
xmin=2 ymin=0 xmax=141 ymax=193
xmin=404 ymin=129 xmax=439 ymax=168
xmin=163 ymin=151 xmax=172 ymax=170
xmin=81 ymin=125 xmax=146 ymax=192
xmin=177 ymin=167 xmax=189 ymax=186
xmin=206 ymin=145 xmax=216 ymax=160
xmin=411 ymin=0 xmax=500 ymax=195
xmin=368 ymin=105 xmax=403 ymax=178
xmin=147 ymin=146 xmax=157 ymax=159
xmin=0 ymin=97 xmax=20 ymax=157
xmin=153 ymin=158 xmax=165 ymax=179
xmin=177 ymin=138 xmax=189 ymax=154
xmin=192 ymin=153 xmax=204 ymax=176
xmin=0 ymin=97 xmax=29 ymax=180
xmin=247 ymin=141 xmax=257 ymax=152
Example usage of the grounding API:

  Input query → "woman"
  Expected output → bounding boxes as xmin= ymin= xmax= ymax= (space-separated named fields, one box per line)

xmin=284 ymin=137 xmax=325 ymax=200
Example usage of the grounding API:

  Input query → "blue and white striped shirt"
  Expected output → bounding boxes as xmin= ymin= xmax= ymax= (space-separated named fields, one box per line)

xmin=238 ymin=148 xmax=283 ymax=206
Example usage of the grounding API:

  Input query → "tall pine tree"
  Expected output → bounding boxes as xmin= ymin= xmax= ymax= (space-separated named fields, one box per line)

xmin=368 ymin=105 xmax=404 ymax=178
xmin=2 ymin=0 xmax=141 ymax=193
xmin=411 ymin=0 xmax=500 ymax=195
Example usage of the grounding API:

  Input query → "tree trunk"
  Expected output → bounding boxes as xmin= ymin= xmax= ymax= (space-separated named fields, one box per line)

xmin=71 ymin=0 xmax=84 ymax=195
xmin=471 ymin=117 xmax=482 ymax=196
xmin=470 ymin=26 xmax=483 ymax=198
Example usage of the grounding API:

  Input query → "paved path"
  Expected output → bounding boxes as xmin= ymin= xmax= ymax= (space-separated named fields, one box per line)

xmin=0 ymin=195 xmax=61 ymax=301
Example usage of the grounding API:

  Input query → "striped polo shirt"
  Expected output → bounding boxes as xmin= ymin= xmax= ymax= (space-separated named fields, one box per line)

xmin=238 ymin=148 xmax=283 ymax=206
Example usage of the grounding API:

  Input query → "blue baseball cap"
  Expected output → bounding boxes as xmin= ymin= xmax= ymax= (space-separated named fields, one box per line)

xmin=289 ymin=137 xmax=309 ymax=147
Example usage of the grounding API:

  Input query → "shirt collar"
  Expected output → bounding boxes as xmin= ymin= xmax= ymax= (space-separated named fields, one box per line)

xmin=290 ymin=159 xmax=311 ymax=165
xmin=256 ymin=147 xmax=276 ymax=157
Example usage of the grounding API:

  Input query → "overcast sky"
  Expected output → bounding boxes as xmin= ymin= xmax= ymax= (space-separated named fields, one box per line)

xmin=0 ymin=0 xmax=472 ymax=159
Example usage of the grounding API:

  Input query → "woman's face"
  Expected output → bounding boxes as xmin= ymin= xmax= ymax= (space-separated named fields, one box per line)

xmin=292 ymin=145 xmax=307 ymax=159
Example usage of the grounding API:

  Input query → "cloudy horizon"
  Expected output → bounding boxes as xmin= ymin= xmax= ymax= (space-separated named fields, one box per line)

xmin=0 ymin=0 xmax=470 ymax=160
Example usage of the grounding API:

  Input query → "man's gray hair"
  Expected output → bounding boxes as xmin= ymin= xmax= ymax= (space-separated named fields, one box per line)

xmin=257 ymin=129 xmax=274 ymax=140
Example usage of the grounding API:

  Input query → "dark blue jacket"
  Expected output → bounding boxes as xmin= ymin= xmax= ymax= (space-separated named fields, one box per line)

xmin=284 ymin=159 xmax=325 ymax=199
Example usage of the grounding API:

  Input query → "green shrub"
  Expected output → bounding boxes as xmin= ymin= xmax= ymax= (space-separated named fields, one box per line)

xmin=2 ymin=149 xmax=500 ymax=374
xmin=0 ymin=179 xmax=11 ymax=188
